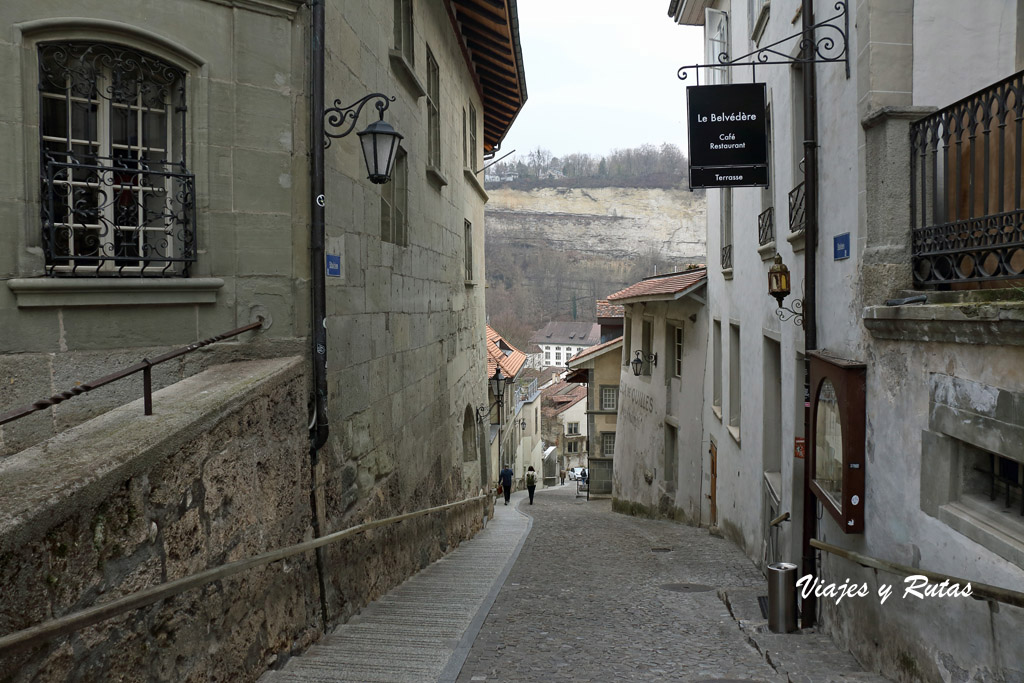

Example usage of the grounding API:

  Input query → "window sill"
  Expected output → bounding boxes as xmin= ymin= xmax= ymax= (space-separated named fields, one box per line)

xmin=464 ymin=167 xmax=489 ymax=202
xmin=727 ymin=424 xmax=741 ymax=444
xmin=426 ymin=164 xmax=448 ymax=190
xmin=758 ymin=241 xmax=777 ymax=261
xmin=863 ymin=291 xmax=1024 ymax=346
xmin=388 ymin=49 xmax=426 ymax=99
xmin=938 ymin=497 xmax=1024 ymax=568
xmin=712 ymin=404 xmax=723 ymax=421
xmin=7 ymin=277 xmax=225 ymax=308
xmin=787 ymin=229 xmax=806 ymax=252
xmin=464 ymin=279 xmax=477 ymax=287
xmin=722 ymin=268 xmax=734 ymax=280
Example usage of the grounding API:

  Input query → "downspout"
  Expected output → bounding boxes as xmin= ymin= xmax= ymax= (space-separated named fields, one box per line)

xmin=309 ymin=0 xmax=331 ymax=628
xmin=310 ymin=1 xmax=329 ymax=452
xmin=799 ymin=0 xmax=820 ymax=629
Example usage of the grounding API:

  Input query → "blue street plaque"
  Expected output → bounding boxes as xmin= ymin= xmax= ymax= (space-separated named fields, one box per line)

xmin=833 ymin=233 xmax=850 ymax=260
xmin=326 ymin=254 xmax=341 ymax=277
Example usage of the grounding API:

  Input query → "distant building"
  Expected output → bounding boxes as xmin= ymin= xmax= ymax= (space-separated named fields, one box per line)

xmin=485 ymin=325 xmax=539 ymax=489
xmin=606 ymin=268 xmax=708 ymax=522
xmin=541 ymin=380 xmax=588 ymax=471
xmin=529 ymin=321 xmax=601 ymax=368
xmin=596 ymin=300 xmax=625 ymax=343
xmin=567 ymin=336 xmax=624 ymax=497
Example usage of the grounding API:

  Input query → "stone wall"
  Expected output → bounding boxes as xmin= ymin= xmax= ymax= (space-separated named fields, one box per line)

xmin=0 ymin=358 xmax=319 ymax=682
xmin=0 ymin=357 xmax=495 ymax=681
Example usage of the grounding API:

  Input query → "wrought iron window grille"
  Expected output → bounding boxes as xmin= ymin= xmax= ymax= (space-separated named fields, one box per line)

xmin=758 ymin=206 xmax=775 ymax=246
xmin=911 ymin=70 xmax=1024 ymax=287
xmin=721 ymin=244 xmax=733 ymax=270
xmin=789 ymin=182 xmax=806 ymax=233
xmin=677 ymin=0 xmax=849 ymax=84
xmin=38 ymin=42 xmax=195 ymax=277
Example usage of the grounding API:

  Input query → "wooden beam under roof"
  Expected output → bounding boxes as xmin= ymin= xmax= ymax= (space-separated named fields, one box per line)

xmin=444 ymin=0 xmax=527 ymax=151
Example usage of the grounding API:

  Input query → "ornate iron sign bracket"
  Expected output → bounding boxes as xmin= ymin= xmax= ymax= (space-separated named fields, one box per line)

xmin=323 ymin=93 xmax=395 ymax=148
xmin=677 ymin=1 xmax=849 ymax=84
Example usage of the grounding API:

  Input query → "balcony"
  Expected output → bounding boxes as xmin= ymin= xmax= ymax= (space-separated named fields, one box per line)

xmin=911 ymin=71 xmax=1024 ymax=287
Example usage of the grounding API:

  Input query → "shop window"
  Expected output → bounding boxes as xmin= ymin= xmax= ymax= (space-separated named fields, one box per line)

xmin=809 ymin=352 xmax=866 ymax=533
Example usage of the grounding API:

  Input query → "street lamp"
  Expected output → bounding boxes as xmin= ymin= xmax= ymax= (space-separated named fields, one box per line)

xmin=631 ymin=350 xmax=657 ymax=377
xmin=324 ymin=94 xmax=404 ymax=184
xmin=768 ymin=254 xmax=804 ymax=327
xmin=491 ymin=368 xmax=508 ymax=475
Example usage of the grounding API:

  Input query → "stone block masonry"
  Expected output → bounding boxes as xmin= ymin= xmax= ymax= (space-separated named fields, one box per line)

xmin=0 ymin=358 xmax=321 ymax=682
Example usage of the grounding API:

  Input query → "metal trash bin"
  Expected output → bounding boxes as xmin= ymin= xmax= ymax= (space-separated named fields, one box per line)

xmin=767 ymin=562 xmax=798 ymax=633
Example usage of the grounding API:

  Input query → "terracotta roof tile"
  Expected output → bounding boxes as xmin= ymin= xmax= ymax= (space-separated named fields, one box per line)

xmin=596 ymin=300 xmax=625 ymax=319
xmin=486 ymin=325 xmax=527 ymax=379
xmin=567 ymin=336 xmax=623 ymax=366
xmin=606 ymin=268 xmax=708 ymax=303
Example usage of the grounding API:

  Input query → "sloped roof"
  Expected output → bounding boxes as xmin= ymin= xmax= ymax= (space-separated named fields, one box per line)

xmin=529 ymin=321 xmax=601 ymax=346
xmin=540 ymin=380 xmax=587 ymax=419
xmin=606 ymin=268 xmax=708 ymax=304
xmin=596 ymin=300 xmax=625 ymax=319
xmin=486 ymin=325 xmax=526 ymax=379
xmin=567 ymin=336 xmax=623 ymax=367
xmin=446 ymin=0 xmax=528 ymax=153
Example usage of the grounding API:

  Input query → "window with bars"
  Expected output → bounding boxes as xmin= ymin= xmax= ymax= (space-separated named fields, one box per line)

xmin=38 ymin=42 xmax=195 ymax=277
xmin=426 ymin=48 xmax=440 ymax=169
xmin=393 ymin=0 xmax=414 ymax=66
xmin=380 ymin=149 xmax=408 ymax=245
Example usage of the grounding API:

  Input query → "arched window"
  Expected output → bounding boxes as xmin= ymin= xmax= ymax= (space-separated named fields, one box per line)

xmin=38 ymin=41 xmax=195 ymax=276
xmin=462 ymin=405 xmax=476 ymax=463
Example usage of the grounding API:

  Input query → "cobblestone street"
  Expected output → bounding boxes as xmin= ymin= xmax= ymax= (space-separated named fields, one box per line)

xmin=457 ymin=485 xmax=779 ymax=682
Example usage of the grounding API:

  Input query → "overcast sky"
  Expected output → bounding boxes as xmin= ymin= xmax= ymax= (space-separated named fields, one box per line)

xmin=495 ymin=0 xmax=705 ymax=164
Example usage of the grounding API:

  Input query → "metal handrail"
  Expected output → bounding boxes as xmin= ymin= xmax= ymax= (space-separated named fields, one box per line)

xmin=812 ymin=539 xmax=1024 ymax=609
xmin=0 ymin=319 xmax=264 ymax=427
xmin=0 ymin=493 xmax=490 ymax=656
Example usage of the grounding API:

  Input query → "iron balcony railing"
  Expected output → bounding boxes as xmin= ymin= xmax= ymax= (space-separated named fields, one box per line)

xmin=789 ymin=181 xmax=806 ymax=233
xmin=721 ymin=243 xmax=733 ymax=270
xmin=41 ymin=153 xmax=197 ymax=277
xmin=758 ymin=206 xmax=775 ymax=246
xmin=911 ymin=70 xmax=1024 ymax=286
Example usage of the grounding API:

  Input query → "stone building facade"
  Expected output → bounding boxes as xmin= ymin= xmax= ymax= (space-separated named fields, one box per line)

xmin=0 ymin=0 xmax=525 ymax=676
xmin=605 ymin=269 xmax=708 ymax=521
xmin=671 ymin=0 xmax=1023 ymax=679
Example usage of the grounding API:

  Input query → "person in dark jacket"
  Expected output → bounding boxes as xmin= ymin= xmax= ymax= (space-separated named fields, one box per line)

xmin=525 ymin=466 xmax=538 ymax=504
xmin=499 ymin=465 xmax=514 ymax=505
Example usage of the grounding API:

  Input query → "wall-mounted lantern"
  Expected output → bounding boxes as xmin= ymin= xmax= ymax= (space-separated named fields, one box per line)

xmin=324 ymin=94 xmax=404 ymax=184
xmin=768 ymin=254 xmax=804 ymax=327
xmin=631 ymin=350 xmax=657 ymax=377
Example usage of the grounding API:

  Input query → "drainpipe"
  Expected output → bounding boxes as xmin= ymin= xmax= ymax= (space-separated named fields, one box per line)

xmin=310 ymin=0 xmax=329 ymax=452
xmin=309 ymin=0 xmax=331 ymax=629
xmin=800 ymin=0 xmax=819 ymax=629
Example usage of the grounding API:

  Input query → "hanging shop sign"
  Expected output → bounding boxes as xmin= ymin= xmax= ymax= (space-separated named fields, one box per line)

xmin=687 ymin=83 xmax=769 ymax=189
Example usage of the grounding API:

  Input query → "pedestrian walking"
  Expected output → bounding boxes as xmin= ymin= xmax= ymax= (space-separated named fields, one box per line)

xmin=559 ymin=468 xmax=566 ymax=485
xmin=526 ymin=466 xmax=538 ymax=504
xmin=499 ymin=464 xmax=514 ymax=506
